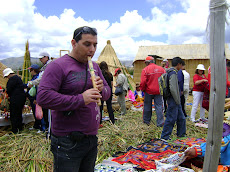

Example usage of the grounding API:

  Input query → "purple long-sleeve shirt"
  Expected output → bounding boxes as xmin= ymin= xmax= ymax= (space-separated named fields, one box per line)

xmin=37 ymin=54 xmax=111 ymax=136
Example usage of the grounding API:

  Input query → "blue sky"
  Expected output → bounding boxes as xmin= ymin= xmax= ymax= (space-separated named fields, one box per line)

xmin=0 ymin=0 xmax=229 ymax=60
xmin=34 ymin=0 xmax=184 ymax=22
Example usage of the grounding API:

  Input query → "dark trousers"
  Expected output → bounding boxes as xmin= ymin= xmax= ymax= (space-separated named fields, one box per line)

xmin=180 ymin=95 xmax=187 ymax=117
xmin=10 ymin=98 xmax=26 ymax=133
xmin=161 ymin=97 xmax=186 ymax=140
xmin=42 ymin=108 xmax=49 ymax=129
xmin=143 ymin=92 xmax=164 ymax=126
xmin=51 ymin=134 xmax=98 ymax=172
xmin=100 ymin=95 xmax=115 ymax=124
xmin=163 ymin=98 xmax=167 ymax=113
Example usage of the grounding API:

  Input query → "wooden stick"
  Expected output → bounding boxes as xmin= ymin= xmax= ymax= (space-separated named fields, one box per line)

xmin=88 ymin=56 xmax=101 ymax=106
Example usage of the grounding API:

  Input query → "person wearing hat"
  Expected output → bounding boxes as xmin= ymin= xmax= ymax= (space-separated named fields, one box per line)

xmin=134 ymin=83 xmax=144 ymax=103
xmin=3 ymin=68 xmax=26 ymax=133
xmin=190 ymin=64 xmax=208 ymax=122
xmin=26 ymin=64 xmax=46 ymax=132
xmin=28 ymin=51 xmax=52 ymax=131
xmin=114 ymin=68 xmax=129 ymax=115
xmin=28 ymin=51 xmax=52 ymax=88
xmin=140 ymin=56 xmax=165 ymax=126
xmin=36 ymin=26 xmax=111 ymax=171
xmin=161 ymin=59 xmax=169 ymax=70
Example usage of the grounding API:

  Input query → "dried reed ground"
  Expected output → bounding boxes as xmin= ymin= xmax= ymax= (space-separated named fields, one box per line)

xmin=0 ymin=95 xmax=208 ymax=172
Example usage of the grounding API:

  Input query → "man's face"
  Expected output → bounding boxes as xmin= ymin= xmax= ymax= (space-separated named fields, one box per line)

xmin=30 ymin=69 xmax=35 ymax=76
xmin=40 ymin=56 xmax=49 ymax=65
xmin=176 ymin=63 xmax=182 ymax=70
xmin=72 ymin=34 xmax=97 ymax=63
xmin=145 ymin=61 xmax=150 ymax=66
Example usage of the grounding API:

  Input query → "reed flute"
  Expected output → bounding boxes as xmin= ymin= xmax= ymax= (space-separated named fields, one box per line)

xmin=88 ymin=56 xmax=101 ymax=106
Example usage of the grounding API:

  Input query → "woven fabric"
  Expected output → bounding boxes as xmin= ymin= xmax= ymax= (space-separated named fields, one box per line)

xmin=157 ymin=152 xmax=186 ymax=166
xmin=94 ymin=164 xmax=136 ymax=172
xmin=112 ymin=150 xmax=176 ymax=170
xmin=173 ymin=138 xmax=206 ymax=147
xmin=132 ymin=101 xmax=144 ymax=108
xmin=136 ymin=139 xmax=188 ymax=153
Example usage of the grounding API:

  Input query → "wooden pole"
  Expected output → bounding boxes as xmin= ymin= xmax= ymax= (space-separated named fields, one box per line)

xmin=203 ymin=0 xmax=227 ymax=171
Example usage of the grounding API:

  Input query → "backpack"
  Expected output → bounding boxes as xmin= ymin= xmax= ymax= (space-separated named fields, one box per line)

xmin=158 ymin=68 xmax=175 ymax=99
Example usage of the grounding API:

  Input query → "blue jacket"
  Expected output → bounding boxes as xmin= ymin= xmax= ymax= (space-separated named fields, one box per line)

xmin=177 ymin=69 xmax=184 ymax=96
xmin=199 ymin=134 xmax=230 ymax=165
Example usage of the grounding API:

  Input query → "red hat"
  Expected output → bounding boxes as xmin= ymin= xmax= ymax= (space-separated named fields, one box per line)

xmin=114 ymin=68 xmax=121 ymax=76
xmin=145 ymin=56 xmax=154 ymax=61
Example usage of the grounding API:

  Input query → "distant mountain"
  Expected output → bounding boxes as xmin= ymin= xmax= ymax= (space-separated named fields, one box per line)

xmin=0 ymin=57 xmax=133 ymax=70
xmin=120 ymin=60 xmax=133 ymax=68
xmin=0 ymin=57 xmax=41 ymax=70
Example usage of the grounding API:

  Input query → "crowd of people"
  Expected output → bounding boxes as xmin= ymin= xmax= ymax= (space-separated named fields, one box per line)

xmin=1 ymin=26 xmax=230 ymax=171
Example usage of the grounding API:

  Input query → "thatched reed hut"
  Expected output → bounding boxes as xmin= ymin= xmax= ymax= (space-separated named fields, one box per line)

xmin=133 ymin=44 xmax=230 ymax=87
xmin=97 ymin=40 xmax=136 ymax=91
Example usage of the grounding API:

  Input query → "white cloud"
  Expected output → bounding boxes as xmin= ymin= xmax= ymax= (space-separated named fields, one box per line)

xmin=0 ymin=0 xmax=229 ymax=61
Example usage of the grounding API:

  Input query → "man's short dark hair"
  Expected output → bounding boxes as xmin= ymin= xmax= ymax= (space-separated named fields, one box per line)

xmin=181 ymin=60 xmax=185 ymax=66
xmin=73 ymin=26 xmax=97 ymax=42
xmin=227 ymin=61 xmax=230 ymax=67
xmin=172 ymin=57 xmax=183 ymax=67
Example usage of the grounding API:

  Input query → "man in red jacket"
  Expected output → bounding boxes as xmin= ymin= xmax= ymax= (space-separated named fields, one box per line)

xmin=140 ymin=56 xmax=166 ymax=126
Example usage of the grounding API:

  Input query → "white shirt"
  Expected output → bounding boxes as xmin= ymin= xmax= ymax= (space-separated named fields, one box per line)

xmin=137 ymin=91 xmax=143 ymax=98
xmin=182 ymin=70 xmax=190 ymax=88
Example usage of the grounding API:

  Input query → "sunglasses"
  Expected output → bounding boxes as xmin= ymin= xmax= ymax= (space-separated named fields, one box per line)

xmin=74 ymin=27 xmax=97 ymax=40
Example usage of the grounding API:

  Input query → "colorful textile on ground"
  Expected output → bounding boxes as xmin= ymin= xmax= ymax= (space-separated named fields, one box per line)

xmin=132 ymin=101 xmax=155 ymax=108
xmin=173 ymin=138 xmax=206 ymax=147
xmin=156 ymin=152 xmax=186 ymax=166
xmin=194 ymin=118 xmax=208 ymax=124
xmin=132 ymin=101 xmax=144 ymax=108
xmin=156 ymin=147 xmax=195 ymax=167
xmin=136 ymin=139 xmax=188 ymax=153
xmin=112 ymin=150 xmax=176 ymax=170
xmin=156 ymin=163 xmax=195 ymax=172
xmin=195 ymin=123 xmax=208 ymax=128
xmin=94 ymin=164 xmax=136 ymax=172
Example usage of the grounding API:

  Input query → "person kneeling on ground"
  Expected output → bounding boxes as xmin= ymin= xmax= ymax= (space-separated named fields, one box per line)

xmin=134 ymin=83 xmax=144 ymax=103
xmin=185 ymin=126 xmax=230 ymax=165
